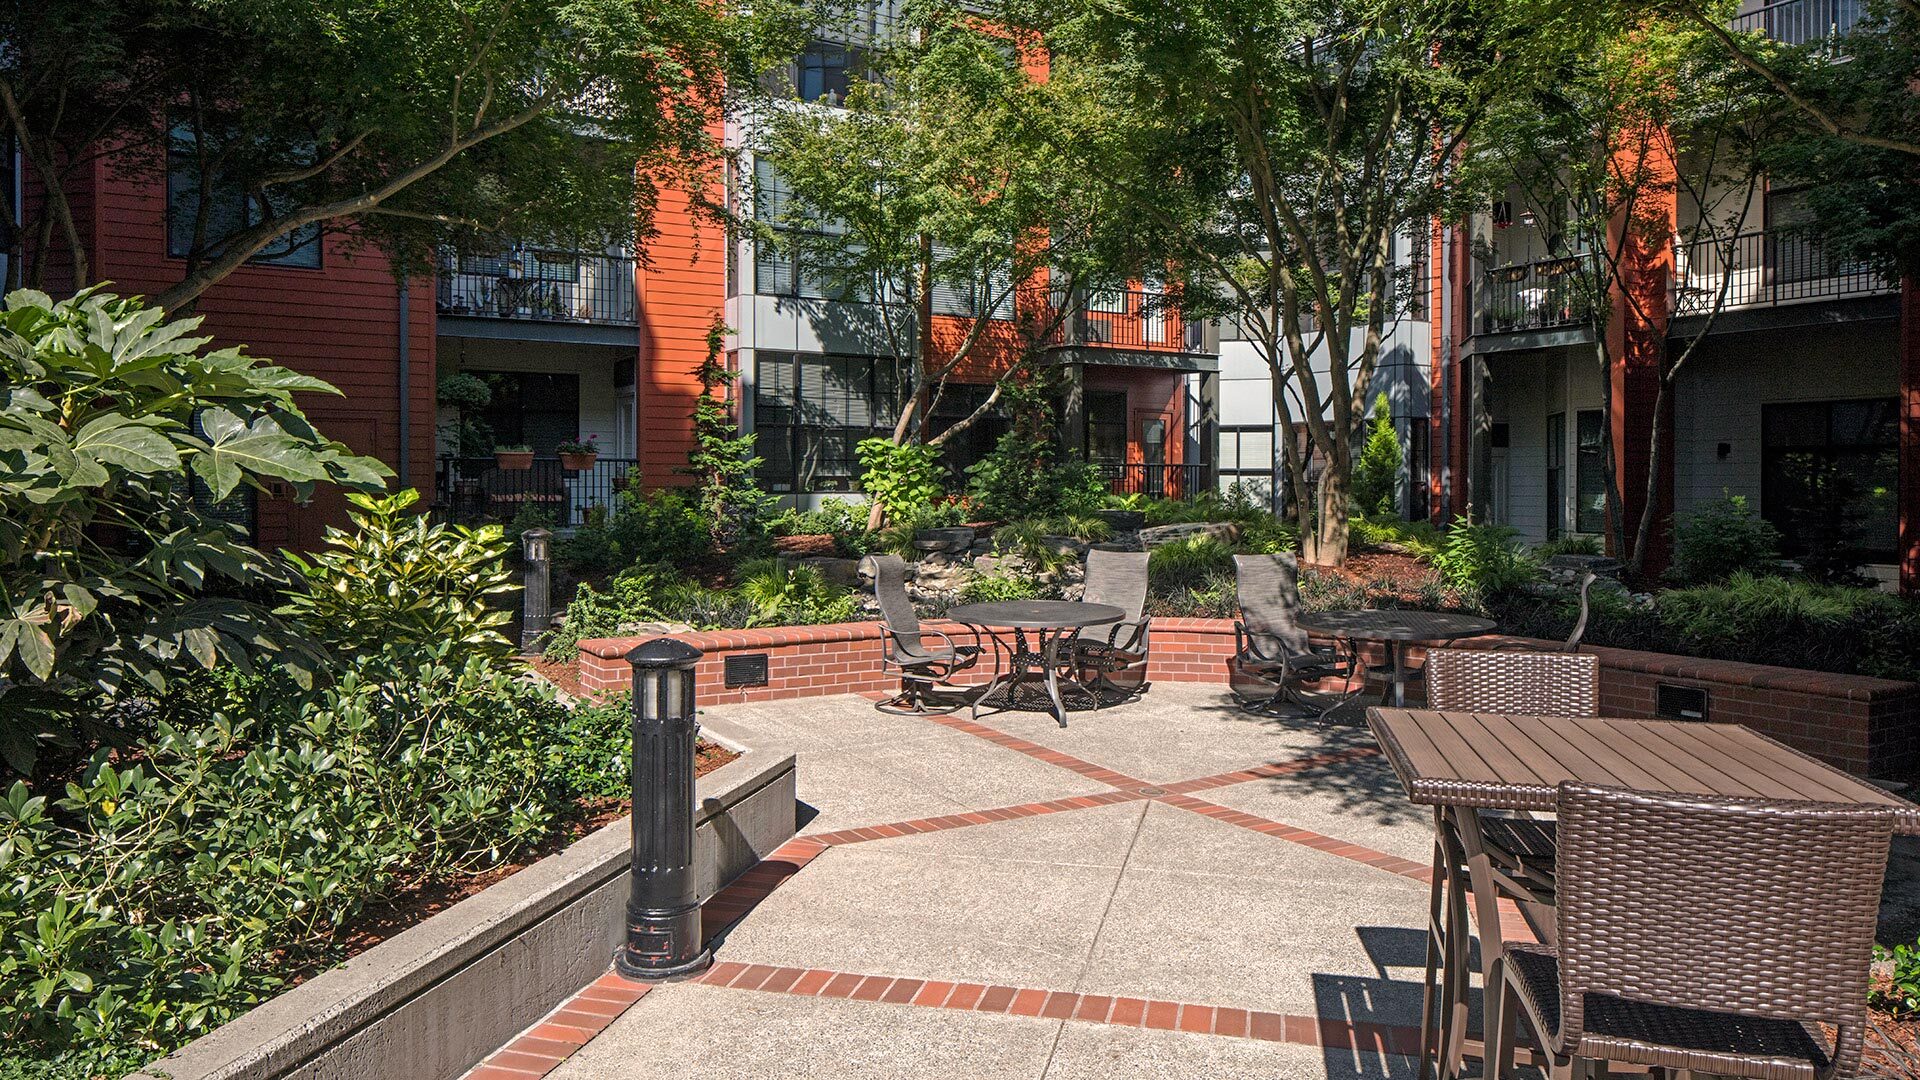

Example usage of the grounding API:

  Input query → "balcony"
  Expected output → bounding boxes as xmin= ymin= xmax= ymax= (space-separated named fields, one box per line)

xmin=1730 ymin=0 xmax=1867 ymax=45
xmin=433 ymin=455 xmax=639 ymax=529
xmin=1673 ymin=228 xmax=1893 ymax=316
xmin=1474 ymin=254 xmax=1593 ymax=336
xmin=435 ymin=247 xmax=638 ymax=346
xmin=1048 ymin=287 xmax=1218 ymax=371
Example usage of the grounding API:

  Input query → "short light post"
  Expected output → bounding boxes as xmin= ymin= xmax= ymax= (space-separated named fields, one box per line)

xmin=613 ymin=638 xmax=712 ymax=981
xmin=520 ymin=527 xmax=552 ymax=653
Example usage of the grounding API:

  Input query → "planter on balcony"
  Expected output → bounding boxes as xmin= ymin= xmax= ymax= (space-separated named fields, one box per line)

xmin=558 ymin=451 xmax=598 ymax=472
xmin=494 ymin=449 xmax=534 ymax=471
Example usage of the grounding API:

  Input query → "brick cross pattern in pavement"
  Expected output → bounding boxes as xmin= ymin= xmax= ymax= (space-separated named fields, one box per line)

xmin=464 ymin=683 xmax=1525 ymax=1080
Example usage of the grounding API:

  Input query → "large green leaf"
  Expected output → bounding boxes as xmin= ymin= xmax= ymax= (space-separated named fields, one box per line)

xmin=192 ymin=408 xmax=328 ymax=499
xmin=73 ymin=414 xmax=182 ymax=474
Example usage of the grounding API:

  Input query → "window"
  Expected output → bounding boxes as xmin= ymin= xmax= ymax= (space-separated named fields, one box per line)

xmin=1546 ymin=412 xmax=1566 ymax=538
xmin=1406 ymin=225 xmax=1430 ymax=319
xmin=929 ymin=382 xmax=1011 ymax=478
xmin=752 ymin=159 xmax=869 ymax=301
xmin=753 ymin=352 xmax=902 ymax=493
xmin=1762 ymin=398 xmax=1899 ymax=561
xmin=930 ymin=242 xmax=1014 ymax=320
xmin=1218 ymin=425 xmax=1277 ymax=504
xmin=166 ymin=125 xmax=321 ymax=268
xmin=797 ymin=39 xmax=857 ymax=105
xmin=1085 ymin=390 xmax=1128 ymax=464
xmin=1575 ymin=409 xmax=1606 ymax=535
xmin=479 ymin=371 xmax=580 ymax=455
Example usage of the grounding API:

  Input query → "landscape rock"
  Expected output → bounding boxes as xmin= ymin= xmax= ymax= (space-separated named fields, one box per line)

xmin=1139 ymin=521 xmax=1242 ymax=550
xmin=912 ymin=527 xmax=976 ymax=554
xmin=1096 ymin=508 xmax=1146 ymax=532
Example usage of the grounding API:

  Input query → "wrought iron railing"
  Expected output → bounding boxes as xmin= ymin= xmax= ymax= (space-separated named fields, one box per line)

xmin=435 ymin=248 xmax=637 ymax=325
xmin=1673 ymin=229 xmax=1892 ymax=315
xmin=1054 ymin=287 xmax=1208 ymax=352
xmin=1095 ymin=461 xmax=1214 ymax=500
xmin=1474 ymin=254 xmax=1594 ymax=335
xmin=1730 ymin=0 xmax=1867 ymax=45
xmin=433 ymin=456 xmax=639 ymax=529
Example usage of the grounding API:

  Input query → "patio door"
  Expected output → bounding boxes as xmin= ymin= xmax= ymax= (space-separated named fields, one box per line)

xmin=1137 ymin=413 xmax=1168 ymax=497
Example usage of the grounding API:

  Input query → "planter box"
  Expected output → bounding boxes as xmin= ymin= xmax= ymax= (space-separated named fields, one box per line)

xmin=494 ymin=451 xmax=534 ymax=470
xmin=127 ymin=716 xmax=796 ymax=1080
xmin=558 ymin=452 xmax=598 ymax=472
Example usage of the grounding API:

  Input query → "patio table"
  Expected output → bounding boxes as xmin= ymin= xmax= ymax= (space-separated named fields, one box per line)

xmin=1297 ymin=610 xmax=1496 ymax=707
xmin=949 ymin=600 xmax=1123 ymax=727
xmin=1367 ymin=707 xmax=1920 ymax=1080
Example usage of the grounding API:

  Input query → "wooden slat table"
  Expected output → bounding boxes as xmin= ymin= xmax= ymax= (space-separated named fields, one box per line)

xmin=1368 ymin=708 xmax=1920 ymax=1080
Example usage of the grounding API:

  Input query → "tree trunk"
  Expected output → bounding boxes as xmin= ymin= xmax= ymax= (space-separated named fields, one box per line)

xmin=1314 ymin=446 xmax=1352 ymax=566
xmin=1627 ymin=371 xmax=1674 ymax=576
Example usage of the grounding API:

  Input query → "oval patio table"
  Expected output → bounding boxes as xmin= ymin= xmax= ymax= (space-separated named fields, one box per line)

xmin=948 ymin=600 xmax=1124 ymax=727
xmin=1296 ymin=609 xmax=1496 ymax=708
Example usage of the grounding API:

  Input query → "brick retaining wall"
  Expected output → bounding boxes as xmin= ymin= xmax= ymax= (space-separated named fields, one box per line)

xmin=577 ymin=619 xmax=1920 ymax=778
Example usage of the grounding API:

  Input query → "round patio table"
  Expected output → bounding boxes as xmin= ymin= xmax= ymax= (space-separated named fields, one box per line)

xmin=1295 ymin=610 xmax=1497 ymax=707
xmin=948 ymin=600 xmax=1124 ymax=727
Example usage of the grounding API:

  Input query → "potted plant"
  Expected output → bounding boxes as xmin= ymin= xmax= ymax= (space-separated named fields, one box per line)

xmin=556 ymin=434 xmax=600 ymax=472
xmin=494 ymin=444 xmax=534 ymax=470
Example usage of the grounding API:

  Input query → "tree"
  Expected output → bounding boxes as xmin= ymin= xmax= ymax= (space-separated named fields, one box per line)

xmin=0 ymin=288 xmax=390 ymax=774
xmin=1023 ymin=0 xmax=1572 ymax=564
xmin=0 ymin=0 xmax=808 ymax=309
xmin=1469 ymin=13 xmax=1784 ymax=573
xmin=750 ymin=4 xmax=1154 ymax=528
xmin=1352 ymin=394 xmax=1401 ymax=517
xmin=686 ymin=318 xmax=773 ymax=547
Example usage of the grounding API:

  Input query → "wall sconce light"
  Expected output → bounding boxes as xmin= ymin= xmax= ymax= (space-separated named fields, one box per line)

xmin=1519 ymin=210 xmax=1537 ymax=228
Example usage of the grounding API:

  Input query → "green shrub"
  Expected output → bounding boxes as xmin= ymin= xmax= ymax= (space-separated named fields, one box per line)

xmin=0 ymin=644 xmax=610 ymax=1072
xmin=734 ymin=559 xmax=860 ymax=627
xmin=990 ymin=520 xmax=1079 ymax=575
xmin=1240 ymin=514 xmax=1301 ymax=555
xmin=1431 ymin=518 xmax=1537 ymax=600
xmin=556 ymin=488 xmax=712 ymax=574
xmin=1535 ymin=534 xmax=1604 ymax=558
xmin=0 ymin=288 xmax=389 ymax=775
xmin=1148 ymin=536 xmax=1238 ymax=596
xmin=688 ymin=320 xmax=773 ymax=548
xmin=768 ymin=501 xmax=880 ymax=558
xmin=1350 ymin=514 xmax=1443 ymax=557
xmin=964 ymin=432 xmax=1105 ymax=521
xmin=856 ymin=438 xmax=947 ymax=525
xmin=281 ymin=488 xmax=517 ymax=658
xmin=958 ymin=570 xmax=1043 ymax=605
xmin=542 ymin=567 xmax=666 ymax=662
xmin=1351 ymin=394 xmax=1399 ymax=516
xmin=1667 ymin=493 xmax=1780 ymax=586
xmin=548 ymin=693 xmax=635 ymax=801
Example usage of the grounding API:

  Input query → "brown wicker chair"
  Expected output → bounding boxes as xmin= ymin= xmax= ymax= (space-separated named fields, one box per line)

xmin=1486 ymin=781 xmax=1894 ymax=1080
xmin=1072 ymin=549 xmax=1150 ymax=699
xmin=1229 ymin=553 xmax=1352 ymax=717
xmin=861 ymin=554 xmax=983 ymax=715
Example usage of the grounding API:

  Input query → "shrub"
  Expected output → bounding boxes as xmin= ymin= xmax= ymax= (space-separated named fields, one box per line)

xmin=1667 ymin=493 xmax=1780 ymax=586
xmin=1240 ymin=514 xmax=1300 ymax=555
xmin=1148 ymin=536 xmax=1238 ymax=596
xmin=1535 ymin=534 xmax=1604 ymax=558
xmin=541 ymin=567 xmax=665 ymax=662
xmin=281 ymin=489 xmax=517 ymax=658
xmin=687 ymin=320 xmax=773 ymax=548
xmin=990 ymin=519 xmax=1080 ymax=575
xmin=1431 ymin=518 xmax=1537 ymax=600
xmin=0 ymin=288 xmax=389 ymax=775
xmin=958 ymin=570 xmax=1043 ymax=605
xmin=963 ymin=432 xmax=1105 ymax=521
xmin=556 ymin=488 xmax=711 ymax=574
xmin=768 ymin=501 xmax=880 ymax=558
xmin=1350 ymin=514 xmax=1443 ymax=557
xmin=734 ymin=559 xmax=860 ymax=627
xmin=856 ymin=438 xmax=947 ymax=525
xmin=1351 ymin=394 xmax=1399 ymax=516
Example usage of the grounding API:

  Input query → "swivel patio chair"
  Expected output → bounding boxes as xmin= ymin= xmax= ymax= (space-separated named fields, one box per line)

xmin=861 ymin=554 xmax=984 ymax=715
xmin=1494 ymin=571 xmax=1597 ymax=652
xmin=1229 ymin=553 xmax=1353 ymax=717
xmin=1485 ymin=781 xmax=1893 ymax=1080
xmin=1071 ymin=549 xmax=1151 ymax=700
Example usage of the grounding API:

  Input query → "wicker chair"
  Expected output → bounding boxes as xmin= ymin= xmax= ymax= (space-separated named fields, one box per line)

xmin=1072 ymin=549 xmax=1151 ymax=699
xmin=1229 ymin=553 xmax=1352 ymax=716
xmin=1486 ymin=781 xmax=1893 ymax=1080
xmin=861 ymin=554 xmax=983 ymax=715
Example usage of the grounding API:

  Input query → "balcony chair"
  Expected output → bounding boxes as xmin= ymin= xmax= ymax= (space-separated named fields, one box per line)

xmin=861 ymin=554 xmax=983 ymax=715
xmin=1228 ymin=553 xmax=1354 ymax=718
xmin=1071 ymin=549 xmax=1151 ymax=700
xmin=1485 ymin=781 xmax=1892 ymax=1080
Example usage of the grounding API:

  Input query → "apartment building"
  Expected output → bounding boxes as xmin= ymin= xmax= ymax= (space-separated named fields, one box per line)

xmin=1424 ymin=0 xmax=1918 ymax=593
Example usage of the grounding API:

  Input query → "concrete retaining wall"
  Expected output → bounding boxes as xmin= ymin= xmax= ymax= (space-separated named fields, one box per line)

xmin=127 ymin=715 xmax=795 ymax=1080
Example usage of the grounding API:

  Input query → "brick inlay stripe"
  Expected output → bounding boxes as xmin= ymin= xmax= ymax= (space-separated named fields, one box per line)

xmin=462 ymin=972 xmax=652 ymax=1079
xmin=689 ymin=961 xmax=1424 ymax=1055
xmin=801 ymin=790 xmax=1149 ymax=847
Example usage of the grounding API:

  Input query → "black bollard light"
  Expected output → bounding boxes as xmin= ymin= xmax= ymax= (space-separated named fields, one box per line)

xmin=520 ymin=527 xmax=552 ymax=653
xmin=613 ymin=637 xmax=713 ymax=981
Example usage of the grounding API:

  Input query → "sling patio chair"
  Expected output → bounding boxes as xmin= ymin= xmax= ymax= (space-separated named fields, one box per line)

xmin=1070 ymin=549 xmax=1151 ymax=700
xmin=1228 ymin=553 xmax=1354 ymax=718
xmin=1485 ymin=780 xmax=1893 ymax=1080
xmin=861 ymin=554 xmax=985 ymax=715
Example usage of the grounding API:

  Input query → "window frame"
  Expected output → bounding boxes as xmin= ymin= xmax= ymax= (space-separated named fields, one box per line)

xmin=165 ymin=123 xmax=323 ymax=270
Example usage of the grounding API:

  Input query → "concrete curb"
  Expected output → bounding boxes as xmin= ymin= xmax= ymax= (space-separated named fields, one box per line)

xmin=128 ymin=720 xmax=797 ymax=1080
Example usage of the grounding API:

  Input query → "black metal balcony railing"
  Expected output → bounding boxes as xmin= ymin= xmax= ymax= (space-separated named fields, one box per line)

xmin=433 ymin=456 xmax=639 ymax=529
xmin=1053 ymin=287 xmax=1209 ymax=352
xmin=1730 ymin=0 xmax=1867 ymax=45
xmin=1475 ymin=254 xmax=1594 ymax=335
xmin=436 ymin=248 xmax=637 ymax=326
xmin=1096 ymin=461 xmax=1214 ymax=501
xmin=1673 ymin=229 xmax=1893 ymax=315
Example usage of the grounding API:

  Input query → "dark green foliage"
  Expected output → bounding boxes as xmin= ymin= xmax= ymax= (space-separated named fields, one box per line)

xmin=1430 ymin=519 xmax=1538 ymax=600
xmin=1148 ymin=537 xmax=1238 ymax=596
xmin=1666 ymin=493 xmax=1781 ymax=586
xmin=957 ymin=570 xmax=1044 ymax=604
xmin=768 ymin=501 xmax=881 ymax=558
xmin=1535 ymin=534 xmax=1604 ymax=558
xmin=686 ymin=320 xmax=773 ymax=549
xmin=964 ymin=430 xmax=1106 ymax=522
xmin=556 ymin=488 xmax=712 ymax=575
xmin=435 ymin=373 xmax=493 ymax=457
xmin=1351 ymin=394 xmax=1400 ymax=516
xmin=856 ymin=439 xmax=947 ymax=526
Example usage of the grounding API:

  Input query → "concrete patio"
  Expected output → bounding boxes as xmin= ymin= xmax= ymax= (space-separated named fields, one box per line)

xmin=469 ymin=684 xmax=1457 ymax=1079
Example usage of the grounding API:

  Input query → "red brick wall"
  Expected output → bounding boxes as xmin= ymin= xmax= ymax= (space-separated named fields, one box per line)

xmin=577 ymin=619 xmax=1920 ymax=778
xmin=1900 ymin=276 xmax=1918 ymax=597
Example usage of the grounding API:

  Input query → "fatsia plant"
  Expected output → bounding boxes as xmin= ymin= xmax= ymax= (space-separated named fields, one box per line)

xmin=0 ymin=287 xmax=389 ymax=774
xmin=280 ymin=488 xmax=518 ymax=657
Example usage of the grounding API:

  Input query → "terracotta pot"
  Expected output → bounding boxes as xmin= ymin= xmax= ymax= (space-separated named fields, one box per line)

xmin=612 ymin=475 xmax=631 ymax=493
xmin=558 ymin=451 xmax=598 ymax=472
xmin=495 ymin=450 xmax=535 ymax=470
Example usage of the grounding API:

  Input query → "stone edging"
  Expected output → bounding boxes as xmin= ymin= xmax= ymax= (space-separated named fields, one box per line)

xmin=126 ymin=717 xmax=796 ymax=1080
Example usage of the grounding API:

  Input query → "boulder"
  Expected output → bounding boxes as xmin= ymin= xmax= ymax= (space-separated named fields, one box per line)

xmin=796 ymin=556 xmax=862 ymax=588
xmin=1096 ymin=508 xmax=1146 ymax=532
xmin=1544 ymin=553 xmax=1623 ymax=576
xmin=1139 ymin=521 xmax=1242 ymax=550
xmin=912 ymin=526 xmax=976 ymax=554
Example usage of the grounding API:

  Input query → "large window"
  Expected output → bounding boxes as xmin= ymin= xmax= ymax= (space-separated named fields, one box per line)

xmin=479 ymin=372 xmax=580 ymax=455
xmin=753 ymin=159 xmax=865 ymax=300
xmin=1085 ymin=390 xmax=1128 ymax=464
xmin=1218 ymin=425 xmax=1277 ymax=504
xmin=754 ymin=352 xmax=901 ymax=493
xmin=166 ymin=125 xmax=321 ymax=268
xmin=1762 ymin=398 xmax=1899 ymax=562
xmin=1575 ymin=409 xmax=1606 ymax=535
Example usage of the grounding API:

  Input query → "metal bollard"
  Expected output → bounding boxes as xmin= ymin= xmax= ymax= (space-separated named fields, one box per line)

xmin=520 ymin=527 xmax=552 ymax=653
xmin=613 ymin=638 xmax=712 ymax=981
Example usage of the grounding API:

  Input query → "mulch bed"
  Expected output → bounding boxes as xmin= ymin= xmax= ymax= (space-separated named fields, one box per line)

xmin=773 ymin=533 xmax=842 ymax=557
xmin=1867 ymin=1010 xmax=1920 ymax=1078
xmin=528 ymin=655 xmax=591 ymax=698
